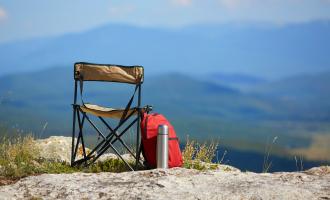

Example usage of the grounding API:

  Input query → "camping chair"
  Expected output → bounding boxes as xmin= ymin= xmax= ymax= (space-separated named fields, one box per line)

xmin=71 ymin=62 xmax=150 ymax=170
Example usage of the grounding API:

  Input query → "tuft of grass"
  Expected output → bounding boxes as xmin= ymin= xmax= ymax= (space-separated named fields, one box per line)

xmin=0 ymin=135 xmax=42 ymax=178
xmin=182 ymin=137 xmax=219 ymax=170
xmin=294 ymin=155 xmax=304 ymax=172
xmin=262 ymin=136 xmax=278 ymax=173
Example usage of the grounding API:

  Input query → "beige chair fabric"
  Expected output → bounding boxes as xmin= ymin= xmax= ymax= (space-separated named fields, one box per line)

xmin=80 ymin=103 xmax=139 ymax=119
xmin=75 ymin=63 xmax=143 ymax=84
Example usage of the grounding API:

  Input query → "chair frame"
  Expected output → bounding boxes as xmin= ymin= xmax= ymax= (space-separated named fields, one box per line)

xmin=70 ymin=63 xmax=145 ymax=171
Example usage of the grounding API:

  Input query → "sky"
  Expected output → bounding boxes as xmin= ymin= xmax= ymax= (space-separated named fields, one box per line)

xmin=1 ymin=0 xmax=330 ymax=43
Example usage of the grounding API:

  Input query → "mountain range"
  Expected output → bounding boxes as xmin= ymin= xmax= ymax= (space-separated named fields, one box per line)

xmin=0 ymin=21 xmax=330 ymax=78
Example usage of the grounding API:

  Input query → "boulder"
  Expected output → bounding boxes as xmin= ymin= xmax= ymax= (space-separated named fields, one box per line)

xmin=34 ymin=136 xmax=140 ymax=164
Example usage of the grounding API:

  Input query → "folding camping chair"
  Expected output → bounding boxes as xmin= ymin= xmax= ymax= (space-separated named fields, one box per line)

xmin=71 ymin=62 xmax=150 ymax=170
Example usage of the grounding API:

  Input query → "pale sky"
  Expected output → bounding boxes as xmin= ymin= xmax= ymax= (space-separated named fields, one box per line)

xmin=1 ymin=0 xmax=330 ymax=43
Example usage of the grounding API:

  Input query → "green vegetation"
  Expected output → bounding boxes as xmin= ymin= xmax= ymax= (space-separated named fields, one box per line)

xmin=0 ymin=135 xmax=78 ymax=179
xmin=87 ymin=159 xmax=137 ymax=173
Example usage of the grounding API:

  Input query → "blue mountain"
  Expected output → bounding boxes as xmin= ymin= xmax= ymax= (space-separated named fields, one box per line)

xmin=0 ymin=21 xmax=329 ymax=78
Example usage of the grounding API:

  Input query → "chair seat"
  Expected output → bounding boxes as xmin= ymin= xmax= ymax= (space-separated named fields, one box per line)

xmin=80 ymin=103 xmax=138 ymax=119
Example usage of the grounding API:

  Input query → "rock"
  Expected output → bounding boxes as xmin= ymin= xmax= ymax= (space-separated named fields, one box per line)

xmin=216 ymin=164 xmax=240 ymax=172
xmin=97 ymin=153 xmax=118 ymax=162
xmin=0 ymin=167 xmax=329 ymax=200
xmin=34 ymin=136 xmax=87 ymax=163
xmin=305 ymin=166 xmax=330 ymax=176
xmin=35 ymin=136 xmax=142 ymax=164
xmin=185 ymin=160 xmax=241 ymax=172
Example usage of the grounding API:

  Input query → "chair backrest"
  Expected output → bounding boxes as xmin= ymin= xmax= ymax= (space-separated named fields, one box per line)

xmin=74 ymin=62 xmax=144 ymax=84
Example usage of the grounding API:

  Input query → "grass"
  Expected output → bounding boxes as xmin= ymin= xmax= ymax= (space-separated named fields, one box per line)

xmin=0 ymin=135 xmax=44 ymax=178
xmin=182 ymin=137 xmax=220 ymax=170
xmin=294 ymin=155 xmax=304 ymax=171
xmin=262 ymin=136 xmax=278 ymax=173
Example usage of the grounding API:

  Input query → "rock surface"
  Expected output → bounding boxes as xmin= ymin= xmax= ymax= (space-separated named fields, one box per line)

xmin=0 ymin=166 xmax=329 ymax=200
xmin=35 ymin=136 xmax=81 ymax=163
xmin=34 ymin=136 xmax=136 ymax=163
xmin=2 ymin=136 xmax=327 ymax=199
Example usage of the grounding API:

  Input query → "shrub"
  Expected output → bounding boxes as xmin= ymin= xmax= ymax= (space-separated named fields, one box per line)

xmin=182 ymin=137 xmax=219 ymax=170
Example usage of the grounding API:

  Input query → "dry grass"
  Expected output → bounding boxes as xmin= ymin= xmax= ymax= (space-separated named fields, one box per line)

xmin=262 ymin=136 xmax=278 ymax=173
xmin=182 ymin=137 xmax=219 ymax=170
xmin=0 ymin=135 xmax=42 ymax=178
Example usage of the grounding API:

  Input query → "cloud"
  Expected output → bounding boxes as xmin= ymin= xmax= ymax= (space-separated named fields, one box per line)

xmin=218 ymin=0 xmax=242 ymax=9
xmin=218 ymin=0 xmax=330 ymax=10
xmin=171 ymin=0 xmax=192 ymax=7
xmin=108 ymin=4 xmax=135 ymax=17
xmin=218 ymin=0 xmax=263 ymax=10
xmin=215 ymin=0 xmax=330 ymax=24
xmin=0 ymin=7 xmax=7 ymax=21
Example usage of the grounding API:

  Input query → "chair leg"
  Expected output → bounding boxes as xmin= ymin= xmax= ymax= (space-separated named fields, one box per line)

xmin=76 ymin=110 xmax=87 ymax=163
xmin=72 ymin=109 xmax=87 ymax=166
xmin=136 ymin=85 xmax=142 ymax=169
xmin=135 ymin=114 xmax=141 ymax=169
xmin=71 ymin=106 xmax=77 ymax=166
xmin=73 ymin=134 xmax=81 ymax=162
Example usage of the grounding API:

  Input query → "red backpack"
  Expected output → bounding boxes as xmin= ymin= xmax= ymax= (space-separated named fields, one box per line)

xmin=140 ymin=112 xmax=183 ymax=168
